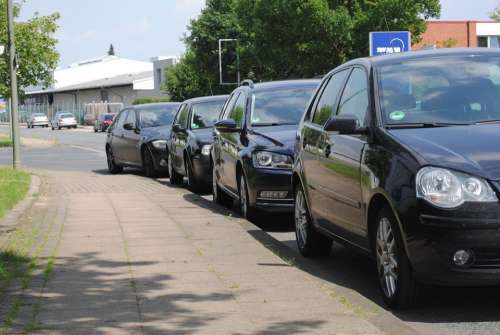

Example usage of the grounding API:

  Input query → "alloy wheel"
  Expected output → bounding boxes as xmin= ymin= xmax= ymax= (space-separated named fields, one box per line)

xmin=212 ymin=166 xmax=218 ymax=201
xmin=376 ymin=217 xmax=398 ymax=299
xmin=295 ymin=189 xmax=308 ymax=249
xmin=239 ymin=175 xmax=248 ymax=218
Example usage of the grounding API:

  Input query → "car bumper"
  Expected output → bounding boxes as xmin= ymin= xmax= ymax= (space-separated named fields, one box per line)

xmin=59 ymin=122 xmax=77 ymax=127
xmin=407 ymin=201 xmax=500 ymax=286
xmin=245 ymin=167 xmax=293 ymax=213
xmin=191 ymin=154 xmax=212 ymax=186
xmin=150 ymin=147 xmax=169 ymax=173
xmin=31 ymin=121 xmax=48 ymax=126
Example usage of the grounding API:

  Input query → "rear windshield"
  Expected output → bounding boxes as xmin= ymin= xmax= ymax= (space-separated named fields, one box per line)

xmin=251 ymin=86 xmax=316 ymax=126
xmin=104 ymin=114 xmax=115 ymax=121
xmin=60 ymin=114 xmax=73 ymax=119
xmin=32 ymin=113 xmax=45 ymax=117
xmin=191 ymin=100 xmax=225 ymax=129
xmin=139 ymin=105 xmax=179 ymax=128
xmin=378 ymin=55 xmax=500 ymax=125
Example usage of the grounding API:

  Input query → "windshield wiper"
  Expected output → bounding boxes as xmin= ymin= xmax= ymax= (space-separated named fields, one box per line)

xmin=386 ymin=122 xmax=471 ymax=129
xmin=475 ymin=119 xmax=500 ymax=125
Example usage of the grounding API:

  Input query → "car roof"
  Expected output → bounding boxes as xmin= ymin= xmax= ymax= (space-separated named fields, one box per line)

xmin=248 ymin=79 xmax=320 ymax=93
xmin=344 ymin=48 xmax=500 ymax=68
xmin=133 ymin=102 xmax=181 ymax=108
xmin=182 ymin=95 xmax=229 ymax=105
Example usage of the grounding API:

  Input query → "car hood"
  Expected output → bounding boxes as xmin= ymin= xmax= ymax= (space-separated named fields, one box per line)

xmin=248 ymin=124 xmax=298 ymax=150
xmin=141 ymin=125 xmax=171 ymax=142
xmin=192 ymin=127 xmax=214 ymax=144
xmin=389 ymin=124 xmax=500 ymax=181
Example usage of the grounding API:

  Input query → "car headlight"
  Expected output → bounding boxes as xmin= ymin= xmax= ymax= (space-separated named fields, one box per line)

xmin=416 ymin=167 xmax=497 ymax=208
xmin=151 ymin=140 xmax=167 ymax=150
xmin=201 ymin=144 xmax=212 ymax=156
xmin=252 ymin=151 xmax=293 ymax=169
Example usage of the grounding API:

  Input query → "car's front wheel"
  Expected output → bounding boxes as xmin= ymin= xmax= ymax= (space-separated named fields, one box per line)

xmin=294 ymin=184 xmax=332 ymax=257
xmin=168 ymin=156 xmax=183 ymax=185
xmin=212 ymin=164 xmax=232 ymax=207
xmin=375 ymin=206 xmax=421 ymax=309
xmin=106 ymin=147 xmax=123 ymax=174
xmin=238 ymin=173 xmax=256 ymax=221
xmin=186 ymin=159 xmax=203 ymax=194
xmin=142 ymin=148 xmax=157 ymax=178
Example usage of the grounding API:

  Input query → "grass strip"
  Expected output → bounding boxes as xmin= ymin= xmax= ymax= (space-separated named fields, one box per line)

xmin=0 ymin=135 xmax=12 ymax=148
xmin=0 ymin=168 xmax=30 ymax=219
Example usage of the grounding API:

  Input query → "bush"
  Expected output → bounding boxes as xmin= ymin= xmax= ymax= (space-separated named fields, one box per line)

xmin=132 ymin=96 xmax=171 ymax=105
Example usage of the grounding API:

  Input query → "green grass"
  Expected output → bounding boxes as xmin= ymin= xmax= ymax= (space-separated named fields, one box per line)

xmin=0 ymin=135 xmax=12 ymax=148
xmin=0 ymin=168 xmax=31 ymax=219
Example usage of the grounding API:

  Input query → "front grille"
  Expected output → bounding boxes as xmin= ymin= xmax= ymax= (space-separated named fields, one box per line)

xmin=471 ymin=248 xmax=500 ymax=269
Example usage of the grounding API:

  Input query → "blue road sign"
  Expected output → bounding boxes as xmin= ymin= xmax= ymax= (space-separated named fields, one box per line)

xmin=369 ymin=31 xmax=411 ymax=56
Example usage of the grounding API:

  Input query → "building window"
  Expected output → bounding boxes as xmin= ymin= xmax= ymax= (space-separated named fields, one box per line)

xmin=100 ymin=89 xmax=109 ymax=102
xmin=478 ymin=36 xmax=488 ymax=47
xmin=156 ymin=68 xmax=162 ymax=86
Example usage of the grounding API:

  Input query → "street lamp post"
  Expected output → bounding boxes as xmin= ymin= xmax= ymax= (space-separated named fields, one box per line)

xmin=6 ymin=0 xmax=21 ymax=169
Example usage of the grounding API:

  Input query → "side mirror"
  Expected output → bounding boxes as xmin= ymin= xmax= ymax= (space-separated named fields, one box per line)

xmin=324 ymin=116 xmax=367 ymax=135
xmin=123 ymin=122 xmax=135 ymax=131
xmin=214 ymin=119 xmax=239 ymax=133
xmin=172 ymin=123 xmax=185 ymax=133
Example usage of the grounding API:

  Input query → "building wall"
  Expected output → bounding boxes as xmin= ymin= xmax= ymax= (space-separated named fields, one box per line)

xmin=53 ymin=85 xmax=139 ymax=108
xmin=414 ymin=21 xmax=477 ymax=49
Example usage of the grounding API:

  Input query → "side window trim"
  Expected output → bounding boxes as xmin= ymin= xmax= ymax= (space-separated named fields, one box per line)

xmin=307 ymin=77 xmax=330 ymax=122
xmin=174 ymin=104 xmax=186 ymax=125
xmin=223 ymin=92 xmax=240 ymax=120
xmin=230 ymin=92 xmax=246 ymax=128
xmin=336 ymin=66 xmax=369 ymax=125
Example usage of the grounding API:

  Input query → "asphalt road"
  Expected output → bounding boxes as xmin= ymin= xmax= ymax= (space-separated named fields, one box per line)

xmin=2 ymin=123 xmax=500 ymax=335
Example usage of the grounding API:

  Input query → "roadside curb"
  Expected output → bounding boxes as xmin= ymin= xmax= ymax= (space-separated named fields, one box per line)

xmin=0 ymin=173 xmax=41 ymax=235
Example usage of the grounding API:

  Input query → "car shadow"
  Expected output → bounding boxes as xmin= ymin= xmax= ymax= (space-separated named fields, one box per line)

xmin=178 ymin=187 xmax=500 ymax=325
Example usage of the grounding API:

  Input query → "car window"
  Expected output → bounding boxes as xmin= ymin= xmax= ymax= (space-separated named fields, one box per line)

xmin=104 ymin=114 xmax=114 ymax=121
xmin=337 ymin=68 xmax=369 ymax=126
xmin=229 ymin=93 xmax=246 ymax=128
xmin=114 ymin=110 xmax=128 ymax=130
xmin=60 ymin=113 xmax=74 ymax=119
xmin=312 ymin=70 xmax=349 ymax=126
xmin=139 ymin=105 xmax=178 ymax=128
xmin=191 ymin=100 xmax=226 ymax=129
xmin=251 ymin=86 xmax=316 ymax=126
xmin=177 ymin=104 xmax=190 ymax=128
xmin=221 ymin=93 xmax=239 ymax=120
xmin=124 ymin=109 xmax=136 ymax=128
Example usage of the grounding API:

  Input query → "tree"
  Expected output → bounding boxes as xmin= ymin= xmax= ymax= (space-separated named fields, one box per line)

xmin=108 ymin=43 xmax=115 ymax=56
xmin=0 ymin=1 xmax=60 ymax=98
xmin=491 ymin=4 xmax=500 ymax=21
xmin=166 ymin=0 xmax=440 ymax=100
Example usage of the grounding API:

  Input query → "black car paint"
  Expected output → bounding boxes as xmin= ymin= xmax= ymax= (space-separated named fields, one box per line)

xmin=212 ymin=80 xmax=320 ymax=213
xmin=294 ymin=48 xmax=500 ymax=286
xmin=168 ymin=96 xmax=229 ymax=186
xmin=106 ymin=103 xmax=180 ymax=172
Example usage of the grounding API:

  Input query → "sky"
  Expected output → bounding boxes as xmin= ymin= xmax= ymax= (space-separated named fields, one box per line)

xmin=18 ymin=0 xmax=500 ymax=67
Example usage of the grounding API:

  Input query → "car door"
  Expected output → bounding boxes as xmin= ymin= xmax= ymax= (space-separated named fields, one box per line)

xmin=220 ymin=92 xmax=246 ymax=193
xmin=122 ymin=108 xmax=141 ymax=165
xmin=109 ymin=109 xmax=128 ymax=163
xmin=214 ymin=93 xmax=239 ymax=189
xmin=317 ymin=67 xmax=370 ymax=245
xmin=301 ymin=69 xmax=350 ymax=224
xmin=172 ymin=103 xmax=190 ymax=174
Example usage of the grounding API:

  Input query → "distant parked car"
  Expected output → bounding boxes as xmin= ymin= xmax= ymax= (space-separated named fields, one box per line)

xmin=27 ymin=113 xmax=49 ymax=128
xmin=105 ymin=102 xmax=181 ymax=177
xmin=167 ymin=95 xmax=228 ymax=193
xmin=51 ymin=112 xmax=77 ymax=130
xmin=94 ymin=113 xmax=116 ymax=132
xmin=293 ymin=48 xmax=500 ymax=309
xmin=211 ymin=79 xmax=319 ymax=219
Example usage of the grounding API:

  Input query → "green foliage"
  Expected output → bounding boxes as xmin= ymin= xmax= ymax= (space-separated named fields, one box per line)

xmin=437 ymin=37 xmax=458 ymax=48
xmin=166 ymin=0 xmax=441 ymax=100
xmin=491 ymin=4 xmax=500 ymax=21
xmin=0 ymin=167 xmax=30 ymax=219
xmin=132 ymin=96 xmax=171 ymax=105
xmin=0 ymin=134 xmax=12 ymax=147
xmin=0 ymin=1 xmax=60 ymax=98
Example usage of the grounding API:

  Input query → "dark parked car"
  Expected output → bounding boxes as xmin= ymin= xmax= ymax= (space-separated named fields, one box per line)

xmin=293 ymin=48 xmax=500 ymax=309
xmin=106 ymin=102 xmax=180 ymax=177
xmin=94 ymin=113 xmax=116 ymax=132
xmin=212 ymin=79 xmax=319 ymax=219
xmin=167 ymin=95 xmax=228 ymax=192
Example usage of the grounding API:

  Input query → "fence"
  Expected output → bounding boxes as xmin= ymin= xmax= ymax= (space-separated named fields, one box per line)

xmin=0 ymin=102 xmax=124 ymax=125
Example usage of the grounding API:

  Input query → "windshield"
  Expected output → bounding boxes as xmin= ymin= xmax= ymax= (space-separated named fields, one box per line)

xmin=104 ymin=114 xmax=115 ymax=121
xmin=33 ymin=113 xmax=45 ymax=117
xmin=191 ymin=101 xmax=225 ymax=129
xmin=60 ymin=114 xmax=73 ymax=119
xmin=251 ymin=86 xmax=316 ymax=126
xmin=139 ymin=105 xmax=179 ymax=128
xmin=378 ymin=55 xmax=500 ymax=126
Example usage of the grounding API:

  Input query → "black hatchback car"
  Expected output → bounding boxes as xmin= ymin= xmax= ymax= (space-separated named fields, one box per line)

xmin=106 ymin=102 xmax=180 ymax=177
xmin=212 ymin=79 xmax=319 ymax=219
xmin=167 ymin=95 xmax=228 ymax=192
xmin=293 ymin=48 xmax=500 ymax=309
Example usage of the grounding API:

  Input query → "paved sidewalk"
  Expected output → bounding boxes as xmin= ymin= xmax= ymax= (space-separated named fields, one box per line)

xmin=8 ymin=171 xmax=391 ymax=334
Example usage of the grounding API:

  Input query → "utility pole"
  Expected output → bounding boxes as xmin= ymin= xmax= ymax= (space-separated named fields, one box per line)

xmin=6 ymin=0 xmax=20 ymax=169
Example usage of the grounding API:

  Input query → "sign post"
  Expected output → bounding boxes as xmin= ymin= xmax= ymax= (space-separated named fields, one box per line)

xmin=369 ymin=31 xmax=411 ymax=57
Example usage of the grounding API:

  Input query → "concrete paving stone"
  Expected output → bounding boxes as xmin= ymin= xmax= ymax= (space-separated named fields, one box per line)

xmin=33 ymin=325 xmax=142 ymax=335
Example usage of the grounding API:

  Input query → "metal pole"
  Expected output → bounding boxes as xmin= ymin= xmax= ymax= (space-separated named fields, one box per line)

xmin=6 ymin=0 xmax=20 ymax=169
xmin=236 ymin=40 xmax=240 ymax=86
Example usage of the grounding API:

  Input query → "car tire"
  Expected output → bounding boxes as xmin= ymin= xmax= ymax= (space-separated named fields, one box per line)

xmin=238 ymin=173 xmax=257 ymax=221
xmin=168 ymin=156 xmax=183 ymax=185
xmin=375 ymin=206 xmax=421 ymax=310
xmin=142 ymin=148 xmax=157 ymax=178
xmin=212 ymin=164 xmax=233 ymax=207
xmin=106 ymin=147 xmax=123 ymax=174
xmin=186 ymin=158 xmax=203 ymax=194
xmin=294 ymin=184 xmax=332 ymax=257
xmin=94 ymin=127 xmax=98 ymax=133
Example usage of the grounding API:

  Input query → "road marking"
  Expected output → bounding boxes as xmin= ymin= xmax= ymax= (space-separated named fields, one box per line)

xmin=70 ymin=145 xmax=106 ymax=157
